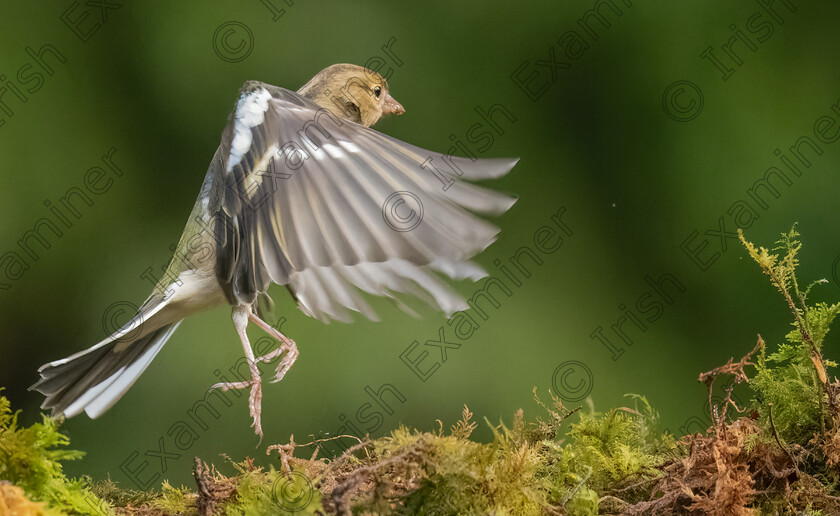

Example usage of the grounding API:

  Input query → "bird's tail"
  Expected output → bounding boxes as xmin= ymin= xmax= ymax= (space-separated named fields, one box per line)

xmin=30 ymin=300 xmax=183 ymax=419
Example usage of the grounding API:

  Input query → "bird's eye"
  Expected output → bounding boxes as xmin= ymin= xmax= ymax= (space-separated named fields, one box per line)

xmin=373 ymin=86 xmax=382 ymax=99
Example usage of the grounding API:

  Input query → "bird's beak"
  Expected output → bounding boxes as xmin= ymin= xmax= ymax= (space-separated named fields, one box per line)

xmin=382 ymin=94 xmax=405 ymax=115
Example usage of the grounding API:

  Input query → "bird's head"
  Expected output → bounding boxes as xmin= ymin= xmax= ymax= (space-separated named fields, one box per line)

xmin=298 ymin=63 xmax=405 ymax=127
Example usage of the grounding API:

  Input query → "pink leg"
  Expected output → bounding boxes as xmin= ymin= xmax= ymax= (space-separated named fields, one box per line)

xmin=207 ymin=307 xmax=300 ymax=442
xmin=209 ymin=306 xmax=264 ymax=441
xmin=248 ymin=312 xmax=299 ymax=383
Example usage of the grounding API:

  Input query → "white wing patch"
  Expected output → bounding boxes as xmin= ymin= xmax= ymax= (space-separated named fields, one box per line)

xmin=228 ymin=88 xmax=272 ymax=172
xmin=339 ymin=140 xmax=362 ymax=153
xmin=310 ymin=147 xmax=327 ymax=160
xmin=322 ymin=142 xmax=345 ymax=159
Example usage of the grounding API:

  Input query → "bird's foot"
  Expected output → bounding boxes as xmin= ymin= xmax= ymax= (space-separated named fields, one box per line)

xmin=209 ymin=359 xmax=264 ymax=442
xmin=256 ymin=343 xmax=299 ymax=384
xmin=247 ymin=312 xmax=300 ymax=384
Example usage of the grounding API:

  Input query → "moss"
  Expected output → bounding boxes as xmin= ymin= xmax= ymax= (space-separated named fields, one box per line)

xmin=0 ymin=390 xmax=113 ymax=515
xmin=384 ymin=408 xmax=549 ymax=515
xmin=223 ymin=462 xmax=323 ymax=515
xmin=563 ymin=395 xmax=675 ymax=501
xmin=88 ymin=479 xmax=157 ymax=513
xmin=621 ymin=226 xmax=840 ymax=515
xmin=5 ymin=224 xmax=840 ymax=514
xmin=148 ymin=481 xmax=193 ymax=514
xmin=741 ymin=226 xmax=840 ymax=449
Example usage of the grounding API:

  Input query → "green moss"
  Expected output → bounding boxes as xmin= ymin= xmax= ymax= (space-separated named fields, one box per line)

xmin=563 ymin=395 xmax=675 ymax=498
xmin=148 ymin=481 xmax=192 ymax=514
xmin=323 ymin=395 xmax=673 ymax=514
xmin=741 ymin=226 xmax=840 ymax=446
xmin=369 ymin=405 xmax=551 ymax=514
xmin=0 ymin=391 xmax=113 ymax=515
xmin=88 ymin=479 xmax=157 ymax=512
xmin=224 ymin=464 xmax=323 ymax=516
xmin=752 ymin=339 xmax=823 ymax=444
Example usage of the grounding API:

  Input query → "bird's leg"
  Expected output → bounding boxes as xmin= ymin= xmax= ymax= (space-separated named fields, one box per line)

xmin=248 ymin=312 xmax=299 ymax=384
xmin=209 ymin=305 xmax=264 ymax=440
xmin=207 ymin=308 xmax=299 ymax=441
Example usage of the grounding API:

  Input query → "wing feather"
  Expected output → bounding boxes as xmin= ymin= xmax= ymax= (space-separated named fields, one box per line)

xmin=211 ymin=83 xmax=518 ymax=321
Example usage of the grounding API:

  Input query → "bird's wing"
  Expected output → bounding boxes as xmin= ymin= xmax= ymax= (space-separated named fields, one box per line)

xmin=210 ymin=82 xmax=518 ymax=322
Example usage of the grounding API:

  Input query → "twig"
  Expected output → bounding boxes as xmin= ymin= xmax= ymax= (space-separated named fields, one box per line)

xmin=193 ymin=457 xmax=215 ymax=516
xmin=767 ymin=403 xmax=799 ymax=479
xmin=267 ymin=433 xmax=370 ymax=476
xmin=331 ymin=440 xmax=429 ymax=516
xmin=699 ymin=336 xmax=763 ymax=422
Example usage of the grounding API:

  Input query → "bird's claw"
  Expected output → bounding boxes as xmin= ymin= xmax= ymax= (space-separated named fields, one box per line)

xmin=207 ymin=361 xmax=265 ymax=441
xmin=248 ymin=380 xmax=263 ymax=444
xmin=252 ymin=345 xmax=299 ymax=384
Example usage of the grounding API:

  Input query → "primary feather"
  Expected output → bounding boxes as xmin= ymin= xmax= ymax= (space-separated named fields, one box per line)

xmin=212 ymin=82 xmax=518 ymax=322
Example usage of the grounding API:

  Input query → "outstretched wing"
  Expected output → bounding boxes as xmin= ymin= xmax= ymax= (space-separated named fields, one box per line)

xmin=211 ymin=81 xmax=518 ymax=322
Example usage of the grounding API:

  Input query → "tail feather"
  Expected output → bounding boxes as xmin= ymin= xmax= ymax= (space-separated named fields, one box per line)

xmin=30 ymin=320 xmax=182 ymax=418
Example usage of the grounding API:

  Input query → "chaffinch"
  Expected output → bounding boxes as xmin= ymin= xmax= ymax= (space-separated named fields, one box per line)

xmin=31 ymin=63 xmax=518 ymax=439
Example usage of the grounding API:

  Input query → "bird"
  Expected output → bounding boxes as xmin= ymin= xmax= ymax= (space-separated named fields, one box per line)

xmin=30 ymin=63 xmax=518 ymax=440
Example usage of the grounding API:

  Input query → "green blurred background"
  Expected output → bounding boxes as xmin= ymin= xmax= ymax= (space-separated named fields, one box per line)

xmin=2 ymin=0 xmax=840 ymax=488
